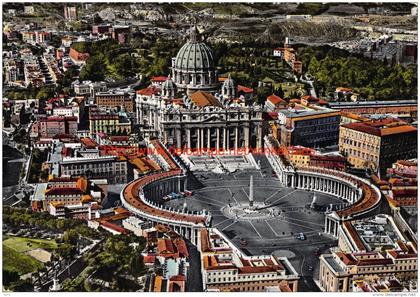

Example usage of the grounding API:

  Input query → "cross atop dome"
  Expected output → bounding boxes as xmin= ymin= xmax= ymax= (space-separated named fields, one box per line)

xmin=190 ymin=25 xmax=200 ymax=42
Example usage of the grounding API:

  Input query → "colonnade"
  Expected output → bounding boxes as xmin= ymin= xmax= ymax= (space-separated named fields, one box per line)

xmin=143 ymin=176 xmax=187 ymax=201
xmin=121 ymin=174 xmax=210 ymax=245
xmin=293 ymin=173 xmax=359 ymax=203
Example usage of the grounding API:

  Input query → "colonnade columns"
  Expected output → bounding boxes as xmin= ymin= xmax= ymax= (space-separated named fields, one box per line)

xmin=187 ymin=128 xmax=191 ymax=149
xmin=324 ymin=216 xmax=339 ymax=238
xmin=216 ymin=128 xmax=220 ymax=150
xmin=223 ymin=128 xmax=227 ymax=151
xmin=197 ymin=128 xmax=201 ymax=150
xmin=207 ymin=128 xmax=211 ymax=150
xmin=235 ymin=127 xmax=239 ymax=150
xmin=176 ymin=128 xmax=181 ymax=148
xmin=244 ymin=126 xmax=250 ymax=148
xmin=201 ymin=129 xmax=204 ymax=150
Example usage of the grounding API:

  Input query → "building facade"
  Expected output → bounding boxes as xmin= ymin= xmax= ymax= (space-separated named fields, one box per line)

xmin=89 ymin=109 xmax=132 ymax=136
xmin=339 ymin=118 xmax=417 ymax=175
xmin=318 ymin=248 xmax=417 ymax=292
xmin=95 ymin=90 xmax=135 ymax=112
xmin=278 ymin=109 xmax=341 ymax=148
xmin=199 ymin=228 xmax=299 ymax=292
xmin=60 ymin=155 xmax=128 ymax=184
xmin=31 ymin=116 xmax=78 ymax=138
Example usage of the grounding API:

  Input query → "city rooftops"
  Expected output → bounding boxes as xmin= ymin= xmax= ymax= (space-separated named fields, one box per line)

xmin=279 ymin=107 xmax=339 ymax=119
xmin=137 ymin=86 xmax=160 ymax=96
xmin=267 ymin=94 xmax=286 ymax=106
xmin=237 ymin=85 xmax=253 ymax=93
xmin=39 ymin=116 xmax=78 ymax=122
xmin=342 ymin=118 xmax=417 ymax=137
xmin=151 ymin=76 xmax=168 ymax=82
xmin=328 ymin=100 xmax=417 ymax=108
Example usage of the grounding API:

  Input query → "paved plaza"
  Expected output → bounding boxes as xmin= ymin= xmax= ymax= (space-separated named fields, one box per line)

xmin=165 ymin=154 xmax=342 ymax=291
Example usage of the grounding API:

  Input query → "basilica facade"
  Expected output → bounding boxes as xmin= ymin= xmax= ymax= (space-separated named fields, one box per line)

xmin=136 ymin=26 xmax=263 ymax=150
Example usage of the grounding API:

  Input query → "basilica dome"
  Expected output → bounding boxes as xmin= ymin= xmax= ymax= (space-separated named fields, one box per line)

xmin=170 ymin=26 xmax=219 ymax=95
xmin=174 ymin=27 xmax=214 ymax=71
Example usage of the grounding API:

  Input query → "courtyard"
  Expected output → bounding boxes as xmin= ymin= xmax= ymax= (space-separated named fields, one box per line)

xmin=165 ymin=154 xmax=342 ymax=291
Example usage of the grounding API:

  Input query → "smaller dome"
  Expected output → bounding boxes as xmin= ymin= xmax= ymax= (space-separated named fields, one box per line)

xmin=223 ymin=74 xmax=235 ymax=89
xmin=162 ymin=75 xmax=176 ymax=90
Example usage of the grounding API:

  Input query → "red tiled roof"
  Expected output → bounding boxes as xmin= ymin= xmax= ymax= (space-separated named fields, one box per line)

xmin=264 ymin=112 xmax=279 ymax=120
xmin=343 ymin=221 xmax=366 ymax=251
xmin=80 ymin=137 xmax=98 ymax=149
xmin=150 ymin=140 xmax=178 ymax=170
xmin=144 ymin=255 xmax=156 ymax=263
xmin=237 ymin=85 xmax=253 ymax=93
xmin=357 ymin=259 xmax=393 ymax=266
xmin=396 ymin=160 xmax=417 ymax=167
xmin=151 ymin=76 xmax=168 ymax=82
xmin=267 ymin=94 xmax=286 ymax=105
xmin=47 ymin=97 xmax=62 ymax=104
xmin=100 ymin=221 xmax=128 ymax=234
xmin=301 ymin=95 xmax=319 ymax=102
xmin=336 ymin=252 xmax=358 ymax=265
xmin=137 ymin=86 xmax=160 ymax=96
xmin=190 ymin=91 xmax=223 ymax=108
xmin=170 ymin=274 xmax=186 ymax=281
xmin=175 ymin=238 xmax=189 ymax=258
xmin=342 ymin=118 xmax=417 ymax=137
xmin=158 ymin=238 xmax=175 ymax=254
xmin=200 ymin=229 xmax=211 ymax=252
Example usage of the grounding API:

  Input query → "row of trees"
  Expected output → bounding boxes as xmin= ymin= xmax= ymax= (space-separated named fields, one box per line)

xmin=3 ymin=207 xmax=102 ymax=240
xmin=5 ymin=86 xmax=55 ymax=101
xmin=28 ymin=148 xmax=49 ymax=183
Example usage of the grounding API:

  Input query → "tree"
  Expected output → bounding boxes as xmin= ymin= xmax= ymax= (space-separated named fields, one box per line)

xmin=129 ymin=253 xmax=146 ymax=277
xmin=274 ymin=85 xmax=284 ymax=98
xmin=40 ymin=170 xmax=49 ymax=181
xmin=63 ymin=229 xmax=79 ymax=245
xmin=79 ymin=55 xmax=107 ymax=82
xmin=36 ymin=87 xmax=54 ymax=100
xmin=93 ymin=13 xmax=103 ymax=24
xmin=57 ymin=243 xmax=76 ymax=260
xmin=3 ymin=269 xmax=20 ymax=288
xmin=256 ymin=86 xmax=272 ymax=104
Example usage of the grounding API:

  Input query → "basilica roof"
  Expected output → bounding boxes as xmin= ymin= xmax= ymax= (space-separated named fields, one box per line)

xmin=190 ymin=91 xmax=223 ymax=108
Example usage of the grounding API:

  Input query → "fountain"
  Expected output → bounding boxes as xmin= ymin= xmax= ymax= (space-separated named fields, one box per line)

xmin=222 ymin=175 xmax=273 ymax=221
